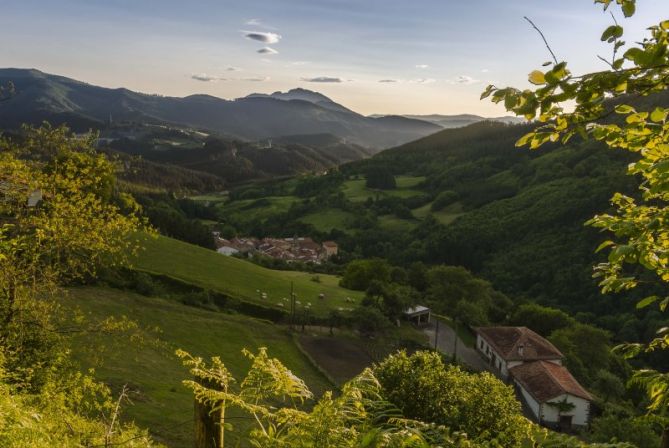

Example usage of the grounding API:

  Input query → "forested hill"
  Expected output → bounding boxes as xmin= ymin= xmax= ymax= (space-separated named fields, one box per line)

xmin=335 ymin=120 xmax=649 ymax=337
xmin=211 ymin=116 xmax=650 ymax=343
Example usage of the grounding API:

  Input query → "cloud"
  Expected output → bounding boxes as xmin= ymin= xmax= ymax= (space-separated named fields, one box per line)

xmin=301 ymin=76 xmax=344 ymax=83
xmin=454 ymin=75 xmax=480 ymax=85
xmin=481 ymin=68 xmax=489 ymax=73
xmin=415 ymin=64 xmax=430 ymax=69
xmin=378 ymin=79 xmax=399 ymax=83
xmin=409 ymin=78 xmax=436 ymax=84
xmin=244 ymin=31 xmax=281 ymax=44
xmin=191 ymin=73 xmax=221 ymax=82
xmin=257 ymin=47 xmax=278 ymax=55
xmin=225 ymin=66 xmax=240 ymax=72
xmin=246 ymin=18 xmax=262 ymax=26
xmin=290 ymin=61 xmax=309 ymax=66
xmin=242 ymin=76 xmax=270 ymax=82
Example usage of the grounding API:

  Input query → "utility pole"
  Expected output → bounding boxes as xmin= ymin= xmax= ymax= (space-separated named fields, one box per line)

xmin=452 ymin=318 xmax=458 ymax=363
xmin=290 ymin=281 xmax=295 ymax=330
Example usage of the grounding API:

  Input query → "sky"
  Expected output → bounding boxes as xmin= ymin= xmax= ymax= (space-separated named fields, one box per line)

xmin=1 ymin=0 xmax=667 ymax=116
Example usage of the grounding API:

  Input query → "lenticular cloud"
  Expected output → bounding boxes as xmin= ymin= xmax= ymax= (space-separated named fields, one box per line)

xmin=245 ymin=31 xmax=281 ymax=44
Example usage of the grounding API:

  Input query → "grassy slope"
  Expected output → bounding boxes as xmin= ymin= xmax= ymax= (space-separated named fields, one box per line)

xmin=132 ymin=234 xmax=363 ymax=316
xmin=413 ymin=201 xmax=465 ymax=225
xmin=66 ymin=287 xmax=332 ymax=448
xmin=215 ymin=196 xmax=298 ymax=222
xmin=298 ymin=208 xmax=354 ymax=232
xmin=341 ymin=176 xmax=425 ymax=202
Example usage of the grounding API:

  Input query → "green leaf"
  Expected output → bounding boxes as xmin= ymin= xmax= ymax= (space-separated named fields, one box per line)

xmin=595 ymin=240 xmax=614 ymax=253
xmin=601 ymin=25 xmax=623 ymax=42
xmin=621 ymin=1 xmax=635 ymax=18
xmin=637 ymin=295 xmax=659 ymax=309
xmin=650 ymin=107 xmax=668 ymax=123
xmin=615 ymin=104 xmax=635 ymax=114
xmin=528 ymin=70 xmax=546 ymax=85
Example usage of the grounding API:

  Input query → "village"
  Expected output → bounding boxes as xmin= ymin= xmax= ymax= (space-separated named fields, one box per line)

xmin=213 ymin=232 xmax=338 ymax=264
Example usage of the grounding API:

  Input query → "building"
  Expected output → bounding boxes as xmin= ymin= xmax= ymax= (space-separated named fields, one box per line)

xmin=322 ymin=241 xmax=339 ymax=257
xmin=475 ymin=326 xmax=592 ymax=430
xmin=475 ymin=326 xmax=563 ymax=379
xmin=404 ymin=306 xmax=431 ymax=326
xmin=510 ymin=360 xmax=592 ymax=429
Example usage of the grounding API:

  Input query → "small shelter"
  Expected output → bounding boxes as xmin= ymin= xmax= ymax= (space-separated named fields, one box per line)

xmin=404 ymin=306 xmax=431 ymax=326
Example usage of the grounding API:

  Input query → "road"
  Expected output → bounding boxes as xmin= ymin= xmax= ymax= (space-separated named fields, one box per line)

xmin=423 ymin=318 xmax=489 ymax=372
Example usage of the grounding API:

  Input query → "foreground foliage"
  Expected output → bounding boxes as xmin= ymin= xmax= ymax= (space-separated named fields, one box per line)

xmin=0 ymin=124 xmax=157 ymax=446
xmin=180 ymin=348 xmax=632 ymax=447
xmin=485 ymin=0 xmax=669 ymax=438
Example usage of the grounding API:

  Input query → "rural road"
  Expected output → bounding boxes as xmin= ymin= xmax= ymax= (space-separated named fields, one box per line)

xmin=423 ymin=318 xmax=489 ymax=372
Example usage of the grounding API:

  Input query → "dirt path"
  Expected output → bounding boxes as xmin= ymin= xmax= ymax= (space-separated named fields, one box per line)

xmin=423 ymin=318 xmax=489 ymax=372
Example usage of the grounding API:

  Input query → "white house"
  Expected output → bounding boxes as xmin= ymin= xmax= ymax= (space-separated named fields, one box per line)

xmin=475 ymin=326 xmax=563 ymax=379
xmin=475 ymin=326 xmax=592 ymax=430
xmin=510 ymin=360 xmax=592 ymax=429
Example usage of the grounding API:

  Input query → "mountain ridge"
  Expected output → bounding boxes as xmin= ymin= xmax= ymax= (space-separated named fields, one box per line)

xmin=0 ymin=68 xmax=441 ymax=149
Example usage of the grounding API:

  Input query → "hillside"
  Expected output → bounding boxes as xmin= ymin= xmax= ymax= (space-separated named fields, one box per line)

xmin=64 ymin=287 xmax=333 ymax=447
xmin=0 ymin=68 xmax=441 ymax=149
xmin=132 ymin=234 xmax=364 ymax=316
xmin=370 ymin=113 xmax=524 ymax=128
xmin=207 ymin=120 xmax=660 ymax=344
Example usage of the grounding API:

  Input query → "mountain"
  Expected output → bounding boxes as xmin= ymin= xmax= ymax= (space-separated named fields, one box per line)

xmin=245 ymin=87 xmax=355 ymax=114
xmin=0 ymin=68 xmax=441 ymax=149
xmin=370 ymin=113 xmax=525 ymax=129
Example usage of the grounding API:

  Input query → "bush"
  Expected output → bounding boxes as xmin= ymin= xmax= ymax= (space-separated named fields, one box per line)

xmin=373 ymin=350 xmax=527 ymax=445
xmin=431 ymin=190 xmax=459 ymax=211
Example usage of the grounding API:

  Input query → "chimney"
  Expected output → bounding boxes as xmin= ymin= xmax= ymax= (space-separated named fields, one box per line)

xmin=517 ymin=343 xmax=525 ymax=357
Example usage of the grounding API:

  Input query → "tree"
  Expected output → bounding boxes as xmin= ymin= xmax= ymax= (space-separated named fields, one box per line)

xmin=549 ymin=323 xmax=612 ymax=385
xmin=1 ymin=124 xmax=148 ymax=387
xmin=373 ymin=351 xmax=533 ymax=445
xmin=431 ymin=190 xmax=459 ymax=211
xmin=484 ymin=0 xmax=669 ymax=429
xmin=0 ymin=124 xmax=154 ymax=446
xmin=365 ymin=166 xmax=396 ymax=190
xmin=339 ymin=258 xmax=391 ymax=290
xmin=509 ymin=303 xmax=574 ymax=337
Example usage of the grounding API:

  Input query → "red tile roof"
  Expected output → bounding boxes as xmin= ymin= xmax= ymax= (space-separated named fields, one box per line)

xmin=475 ymin=326 xmax=563 ymax=361
xmin=509 ymin=360 xmax=592 ymax=402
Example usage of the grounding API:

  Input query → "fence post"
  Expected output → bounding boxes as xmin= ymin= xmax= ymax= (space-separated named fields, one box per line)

xmin=194 ymin=396 xmax=224 ymax=447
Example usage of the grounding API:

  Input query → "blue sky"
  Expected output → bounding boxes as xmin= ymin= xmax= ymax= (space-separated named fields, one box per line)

xmin=2 ymin=0 xmax=667 ymax=115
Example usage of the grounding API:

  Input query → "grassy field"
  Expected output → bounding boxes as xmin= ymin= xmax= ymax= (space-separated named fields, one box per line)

xmin=341 ymin=176 xmax=425 ymax=202
xmin=377 ymin=214 xmax=417 ymax=232
xmin=65 ymin=287 xmax=333 ymax=448
xmin=413 ymin=201 xmax=465 ymax=225
xmin=215 ymin=195 xmax=298 ymax=222
xmin=188 ymin=192 xmax=228 ymax=204
xmin=132 ymin=234 xmax=363 ymax=316
xmin=298 ymin=208 xmax=354 ymax=232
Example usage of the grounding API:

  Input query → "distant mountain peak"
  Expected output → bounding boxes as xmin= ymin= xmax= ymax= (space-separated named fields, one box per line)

xmin=245 ymin=88 xmax=334 ymax=104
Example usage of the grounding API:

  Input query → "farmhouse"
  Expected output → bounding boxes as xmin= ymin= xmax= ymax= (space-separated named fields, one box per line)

xmin=475 ymin=326 xmax=563 ymax=378
xmin=510 ymin=360 xmax=592 ymax=429
xmin=475 ymin=326 xmax=592 ymax=430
